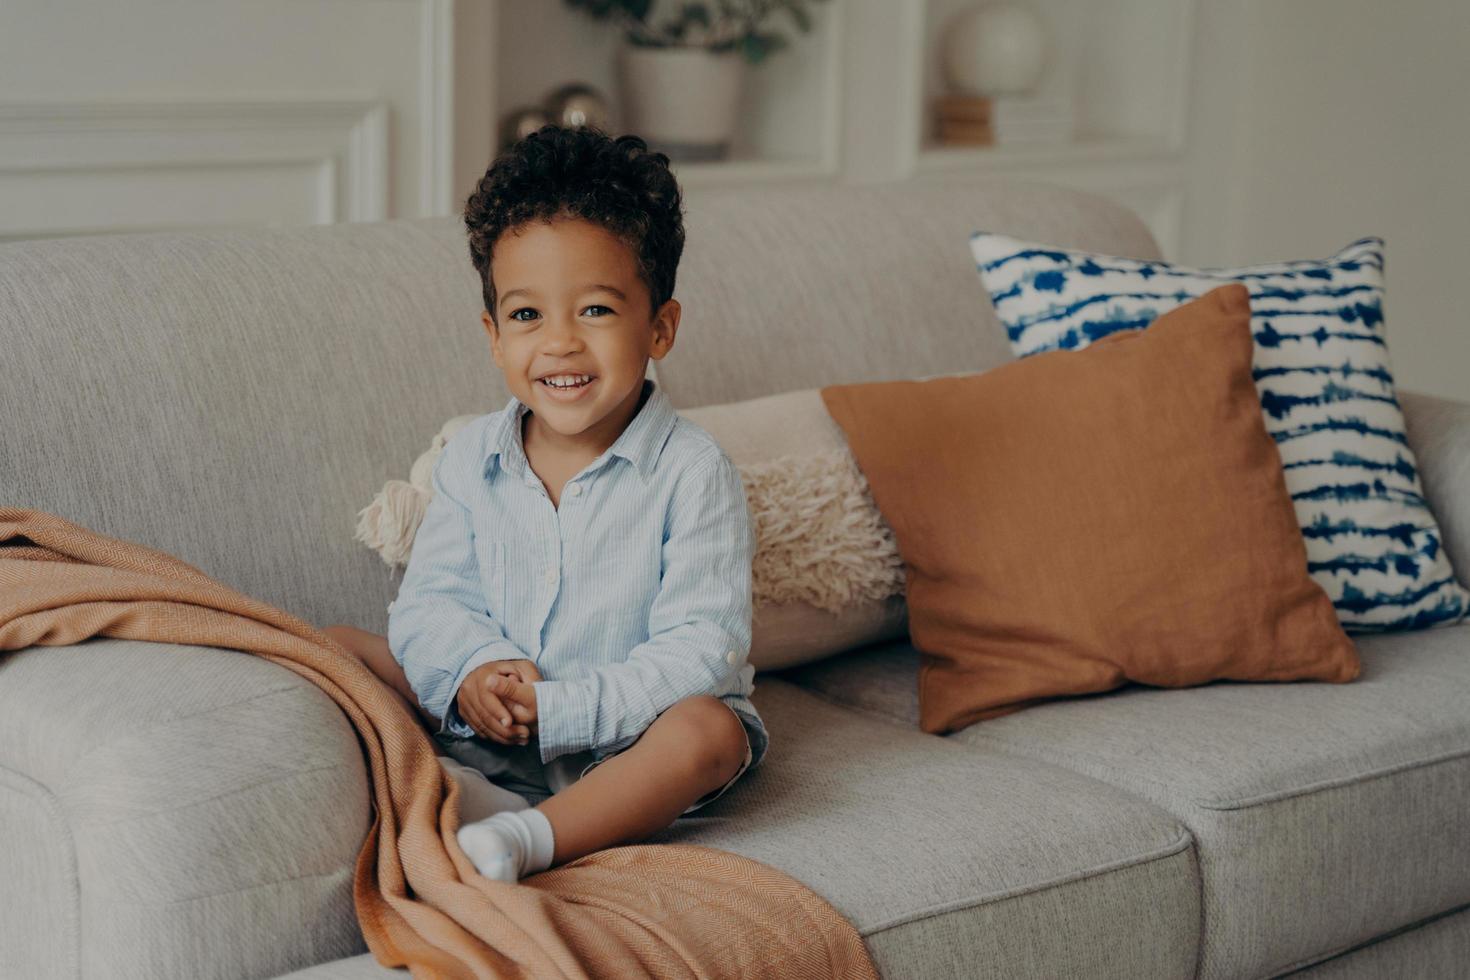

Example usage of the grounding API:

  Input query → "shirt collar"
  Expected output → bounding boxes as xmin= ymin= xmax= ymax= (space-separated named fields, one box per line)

xmin=483 ymin=377 xmax=677 ymax=485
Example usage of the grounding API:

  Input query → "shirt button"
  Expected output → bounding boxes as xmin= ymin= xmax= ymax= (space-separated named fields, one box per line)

xmin=544 ymin=569 xmax=557 ymax=585
xmin=567 ymin=483 xmax=583 ymax=497
xmin=725 ymin=649 xmax=741 ymax=666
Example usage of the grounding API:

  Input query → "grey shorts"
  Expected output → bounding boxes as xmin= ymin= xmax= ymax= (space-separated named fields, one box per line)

xmin=436 ymin=700 xmax=762 ymax=814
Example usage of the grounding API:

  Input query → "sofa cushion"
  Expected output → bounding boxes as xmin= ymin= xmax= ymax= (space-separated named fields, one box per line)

xmin=684 ymin=388 xmax=907 ymax=671
xmin=820 ymin=285 xmax=1360 ymax=734
xmin=1286 ymin=902 xmax=1470 ymax=978
xmin=652 ymin=679 xmax=1199 ymax=979
xmin=779 ymin=625 xmax=1470 ymax=979
xmin=969 ymin=232 xmax=1470 ymax=634
xmin=0 ymin=640 xmax=371 ymax=980
xmin=281 ymin=675 xmax=1198 ymax=980
xmin=654 ymin=179 xmax=1162 ymax=410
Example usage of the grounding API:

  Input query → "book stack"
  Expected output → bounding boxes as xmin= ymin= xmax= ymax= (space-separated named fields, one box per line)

xmin=934 ymin=92 xmax=1075 ymax=147
xmin=934 ymin=94 xmax=993 ymax=146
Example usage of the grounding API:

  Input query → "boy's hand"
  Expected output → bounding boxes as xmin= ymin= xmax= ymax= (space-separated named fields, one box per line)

xmin=456 ymin=659 xmax=541 ymax=746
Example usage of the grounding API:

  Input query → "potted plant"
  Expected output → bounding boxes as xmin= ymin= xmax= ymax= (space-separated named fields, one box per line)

xmin=564 ymin=0 xmax=827 ymax=161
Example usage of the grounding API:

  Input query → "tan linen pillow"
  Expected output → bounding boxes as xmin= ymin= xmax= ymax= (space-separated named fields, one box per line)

xmin=357 ymin=390 xmax=908 ymax=672
xmin=683 ymin=390 xmax=907 ymax=671
xmin=819 ymin=283 xmax=1360 ymax=735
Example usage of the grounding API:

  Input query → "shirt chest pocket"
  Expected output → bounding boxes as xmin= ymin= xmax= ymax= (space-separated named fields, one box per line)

xmin=472 ymin=537 xmax=507 ymax=621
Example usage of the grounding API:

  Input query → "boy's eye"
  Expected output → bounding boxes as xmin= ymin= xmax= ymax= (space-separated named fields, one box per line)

xmin=507 ymin=305 xmax=612 ymax=322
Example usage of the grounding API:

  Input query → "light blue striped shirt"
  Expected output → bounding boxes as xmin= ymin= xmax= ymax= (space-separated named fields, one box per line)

xmin=387 ymin=377 xmax=767 ymax=769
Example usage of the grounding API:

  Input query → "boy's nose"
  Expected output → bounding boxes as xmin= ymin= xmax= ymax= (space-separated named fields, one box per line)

xmin=540 ymin=317 xmax=583 ymax=351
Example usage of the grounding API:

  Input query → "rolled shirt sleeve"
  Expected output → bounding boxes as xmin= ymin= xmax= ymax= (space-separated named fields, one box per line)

xmin=531 ymin=452 xmax=756 ymax=764
xmin=387 ymin=442 xmax=527 ymax=739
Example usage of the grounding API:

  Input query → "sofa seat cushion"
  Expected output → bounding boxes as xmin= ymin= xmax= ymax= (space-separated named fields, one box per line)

xmin=778 ymin=625 xmax=1470 ymax=979
xmin=281 ymin=676 xmax=1198 ymax=980
xmin=1287 ymin=902 xmax=1470 ymax=979
xmin=645 ymin=679 xmax=1198 ymax=979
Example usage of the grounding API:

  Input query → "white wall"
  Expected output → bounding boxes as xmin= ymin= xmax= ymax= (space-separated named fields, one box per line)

xmin=1185 ymin=0 xmax=1469 ymax=401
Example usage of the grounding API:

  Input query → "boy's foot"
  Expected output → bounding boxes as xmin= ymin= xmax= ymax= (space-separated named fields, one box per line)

xmin=438 ymin=755 xmax=531 ymax=822
xmin=456 ymin=808 xmax=555 ymax=882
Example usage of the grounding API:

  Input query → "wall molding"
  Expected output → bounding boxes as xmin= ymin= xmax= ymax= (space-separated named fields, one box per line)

xmin=419 ymin=0 xmax=456 ymax=215
xmin=0 ymin=98 xmax=389 ymax=235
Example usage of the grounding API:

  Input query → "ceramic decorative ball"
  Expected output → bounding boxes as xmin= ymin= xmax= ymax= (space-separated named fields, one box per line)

xmin=941 ymin=2 xmax=1050 ymax=96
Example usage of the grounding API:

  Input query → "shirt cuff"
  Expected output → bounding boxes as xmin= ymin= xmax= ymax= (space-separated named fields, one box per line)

xmin=532 ymin=679 xmax=592 ymax=765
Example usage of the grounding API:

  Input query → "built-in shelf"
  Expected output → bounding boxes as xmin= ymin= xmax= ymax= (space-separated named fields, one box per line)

xmin=671 ymin=157 xmax=837 ymax=187
xmin=919 ymin=0 xmax=1194 ymax=158
xmin=491 ymin=0 xmax=843 ymax=183
xmin=915 ymin=0 xmax=1197 ymax=256
xmin=489 ymin=0 xmax=1198 ymax=255
xmin=916 ymin=136 xmax=1177 ymax=174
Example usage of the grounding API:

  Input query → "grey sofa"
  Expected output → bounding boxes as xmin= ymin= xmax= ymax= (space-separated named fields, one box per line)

xmin=2 ymin=176 xmax=1468 ymax=980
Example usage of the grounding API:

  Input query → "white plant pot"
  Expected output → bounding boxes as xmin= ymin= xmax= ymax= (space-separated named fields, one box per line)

xmin=617 ymin=44 xmax=746 ymax=161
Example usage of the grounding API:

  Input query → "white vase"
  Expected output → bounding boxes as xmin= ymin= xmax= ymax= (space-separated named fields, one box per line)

xmin=942 ymin=3 xmax=1050 ymax=97
xmin=617 ymin=44 xmax=746 ymax=161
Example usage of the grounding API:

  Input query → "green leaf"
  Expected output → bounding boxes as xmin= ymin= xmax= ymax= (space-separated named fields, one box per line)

xmin=739 ymin=31 xmax=789 ymax=64
xmin=780 ymin=0 xmax=812 ymax=32
xmin=683 ymin=2 xmax=711 ymax=27
xmin=563 ymin=0 xmax=651 ymax=20
xmin=738 ymin=34 xmax=766 ymax=64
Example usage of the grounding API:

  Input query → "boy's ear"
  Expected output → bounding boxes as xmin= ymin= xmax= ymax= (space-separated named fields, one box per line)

xmin=650 ymin=298 xmax=680 ymax=361
xmin=481 ymin=309 xmax=503 ymax=366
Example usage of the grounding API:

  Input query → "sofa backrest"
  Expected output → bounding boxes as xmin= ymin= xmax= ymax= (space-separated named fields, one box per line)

xmin=0 ymin=177 xmax=1159 ymax=634
xmin=664 ymin=178 xmax=1159 ymax=406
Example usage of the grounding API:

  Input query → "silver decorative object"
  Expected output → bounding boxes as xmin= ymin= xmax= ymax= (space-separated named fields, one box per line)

xmin=544 ymin=83 xmax=612 ymax=131
xmin=500 ymin=106 xmax=551 ymax=147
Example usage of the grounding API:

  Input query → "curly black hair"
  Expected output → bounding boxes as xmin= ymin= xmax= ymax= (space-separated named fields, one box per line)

xmin=464 ymin=124 xmax=686 ymax=323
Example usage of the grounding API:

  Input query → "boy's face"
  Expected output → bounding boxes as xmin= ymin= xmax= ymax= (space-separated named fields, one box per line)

xmin=482 ymin=217 xmax=679 ymax=454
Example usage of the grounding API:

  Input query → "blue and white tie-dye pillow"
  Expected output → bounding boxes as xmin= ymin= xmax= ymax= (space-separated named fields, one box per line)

xmin=968 ymin=232 xmax=1468 ymax=633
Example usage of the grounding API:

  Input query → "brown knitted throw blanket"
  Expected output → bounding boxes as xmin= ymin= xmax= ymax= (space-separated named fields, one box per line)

xmin=0 ymin=508 xmax=878 ymax=979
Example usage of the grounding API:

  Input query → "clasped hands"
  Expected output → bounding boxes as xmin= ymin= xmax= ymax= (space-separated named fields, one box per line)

xmin=456 ymin=658 xmax=540 ymax=746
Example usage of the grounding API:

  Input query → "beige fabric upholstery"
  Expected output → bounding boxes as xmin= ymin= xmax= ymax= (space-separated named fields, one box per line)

xmin=781 ymin=624 xmax=1470 ymax=980
xmin=660 ymin=178 xmax=1161 ymax=409
xmin=0 ymin=178 xmax=1157 ymax=646
xmin=4 ymin=174 xmax=1465 ymax=978
xmin=684 ymin=388 xmax=906 ymax=670
xmin=1287 ymin=903 xmax=1470 ymax=978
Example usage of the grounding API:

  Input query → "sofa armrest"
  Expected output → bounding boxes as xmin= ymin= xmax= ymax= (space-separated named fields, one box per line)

xmin=1401 ymin=390 xmax=1470 ymax=582
xmin=0 ymin=638 xmax=371 ymax=980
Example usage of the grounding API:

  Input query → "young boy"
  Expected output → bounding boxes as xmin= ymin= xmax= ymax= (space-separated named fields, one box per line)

xmin=325 ymin=124 xmax=767 ymax=883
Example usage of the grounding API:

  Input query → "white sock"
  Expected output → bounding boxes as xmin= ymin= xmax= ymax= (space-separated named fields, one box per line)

xmin=437 ymin=756 xmax=531 ymax=822
xmin=456 ymin=808 xmax=555 ymax=882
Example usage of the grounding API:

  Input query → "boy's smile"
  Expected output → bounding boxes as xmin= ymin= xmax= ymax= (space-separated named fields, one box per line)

xmin=481 ymin=217 xmax=679 ymax=460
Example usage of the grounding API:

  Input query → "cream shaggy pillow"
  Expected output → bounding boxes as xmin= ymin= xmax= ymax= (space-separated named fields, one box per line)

xmin=357 ymin=390 xmax=907 ymax=671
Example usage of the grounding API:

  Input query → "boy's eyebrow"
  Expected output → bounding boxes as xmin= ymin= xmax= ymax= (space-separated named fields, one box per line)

xmin=499 ymin=283 xmax=628 ymax=306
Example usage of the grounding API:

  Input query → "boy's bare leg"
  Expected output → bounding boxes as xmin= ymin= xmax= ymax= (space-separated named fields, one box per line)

xmin=322 ymin=624 xmax=447 ymax=748
xmin=535 ymin=695 xmax=749 ymax=866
